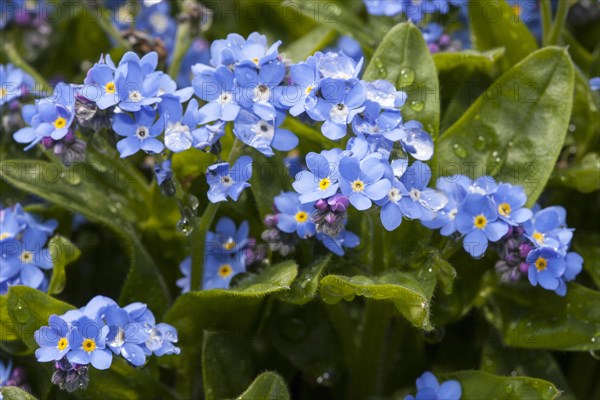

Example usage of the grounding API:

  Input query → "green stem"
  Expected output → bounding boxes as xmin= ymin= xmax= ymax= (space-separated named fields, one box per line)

xmin=539 ymin=0 xmax=552 ymax=45
xmin=349 ymin=301 xmax=391 ymax=398
xmin=97 ymin=8 xmax=131 ymax=50
xmin=189 ymin=139 xmax=244 ymax=291
xmin=167 ymin=19 xmax=192 ymax=79
xmin=3 ymin=42 xmax=50 ymax=91
xmin=547 ymin=0 xmax=570 ymax=46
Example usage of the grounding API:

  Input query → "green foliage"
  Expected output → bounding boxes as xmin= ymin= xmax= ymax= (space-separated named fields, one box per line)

xmin=236 ymin=372 xmax=290 ymax=400
xmin=47 ymin=236 xmax=80 ymax=295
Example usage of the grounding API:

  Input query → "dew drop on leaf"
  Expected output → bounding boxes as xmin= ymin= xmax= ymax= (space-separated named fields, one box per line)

xmin=399 ymin=67 xmax=416 ymax=86
xmin=13 ymin=299 xmax=31 ymax=324
xmin=409 ymin=100 xmax=424 ymax=112
xmin=453 ymin=144 xmax=468 ymax=159
xmin=176 ymin=218 xmax=193 ymax=236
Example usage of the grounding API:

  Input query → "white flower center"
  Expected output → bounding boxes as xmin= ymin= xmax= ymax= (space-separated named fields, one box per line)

xmin=128 ymin=90 xmax=142 ymax=102
xmin=388 ymin=188 xmax=402 ymax=202
xmin=329 ymin=103 xmax=349 ymax=123
xmin=219 ymin=92 xmax=233 ymax=104
xmin=136 ymin=126 xmax=149 ymax=139
xmin=110 ymin=327 xmax=125 ymax=348
xmin=253 ymin=84 xmax=271 ymax=103
xmin=448 ymin=207 xmax=458 ymax=220
xmin=409 ymin=188 xmax=421 ymax=201
xmin=220 ymin=175 xmax=234 ymax=187
xmin=253 ymin=120 xmax=275 ymax=140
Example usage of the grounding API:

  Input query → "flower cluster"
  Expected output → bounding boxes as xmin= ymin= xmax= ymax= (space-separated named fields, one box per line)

xmin=363 ymin=0 xmax=467 ymax=21
xmin=0 ymin=204 xmax=57 ymax=293
xmin=178 ymin=217 xmax=264 ymax=292
xmin=34 ymin=296 xmax=179 ymax=391
xmin=425 ymin=176 xmax=583 ymax=295
xmin=405 ymin=371 xmax=462 ymax=400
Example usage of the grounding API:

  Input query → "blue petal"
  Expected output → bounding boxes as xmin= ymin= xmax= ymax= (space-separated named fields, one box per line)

xmin=90 ymin=349 xmax=113 ymax=370
xmin=381 ymin=203 xmax=402 ymax=231
xmin=463 ymin=229 xmax=488 ymax=258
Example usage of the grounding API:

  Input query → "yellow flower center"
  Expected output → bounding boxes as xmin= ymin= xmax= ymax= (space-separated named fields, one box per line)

xmin=305 ymin=84 xmax=315 ymax=95
xmin=0 ymin=88 xmax=7 ymax=98
xmin=535 ymin=257 xmax=547 ymax=272
xmin=498 ymin=202 xmax=511 ymax=217
xmin=57 ymin=337 xmax=68 ymax=350
xmin=351 ymin=180 xmax=365 ymax=192
xmin=295 ymin=211 xmax=308 ymax=223
xmin=105 ymin=81 xmax=116 ymax=94
xmin=532 ymin=231 xmax=544 ymax=244
xmin=20 ymin=251 xmax=33 ymax=263
xmin=54 ymin=117 xmax=67 ymax=129
xmin=223 ymin=238 xmax=236 ymax=251
xmin=0 ymin=232 xmax=11 ymax=240
xmin=318 ymin=178 xmax=331 ymax=191
xmin=82 ymin=338 xmax=96 ymax=352
xmin=512 ymin=4 xmax=521 ymax=17
xmin=474 ymin=215 xmax=487 ymax=229
xmin=218 ymin=264 xmax=233 ymax=278
xmin=251 ymin=57 xmax=260 ymax=65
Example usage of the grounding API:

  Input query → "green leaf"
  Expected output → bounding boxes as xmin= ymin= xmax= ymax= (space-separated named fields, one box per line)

xmin=363 ymin=22 xmax=440 ymax=137
xmin=572 ymin=233 xmax=600 ymax=288
xmin=441 ymin=370 xmax=560 ymax=400
xmin=282 ymin=25 xmax=336 ymax=62
xmin=0 ymin=159 xmax=170 ymax=315
xmin=6 ymin=287 xmax=176 ymax=400
xmin=434 ymin=48 xmax=505 ymax=75
xmin=484 ymin=282 xmax=600 ymax=351
xmin=277 ymin=255 xmax=330 ymax=305
xmin=319 ymin=270 xmax=436 ymax=330
xmin=0 ymin=295 xmax=18 ymax=342
xmin=436 ymin=47 xmax=575 ymax=206
xmin=236 ymin=372 xmax=290 ymax=400
xmin=0 ymin=386 xmax=37 ymax=400
xmin=551 ymin=152 xmax=600 ymax=193
xmin=469 ymin=0 xmax=538 ymax=71
xmin=202 ymin=332 xmax=255 ymax=400
xmin=165 ymin=260 xmax=298 ymax=346
xmin=47 ymin=236 xmax=80 ymax=295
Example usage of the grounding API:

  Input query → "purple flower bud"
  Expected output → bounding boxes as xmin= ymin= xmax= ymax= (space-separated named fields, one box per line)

xmin=315 ymin=199 xmax=328 ymax=210
xmin=519 ymin=262 xmax=529 ymax=274
xmin=428 ymin=43 xmax=440 ymax=53
xmin=264 ymin=214 xmax=279 ymax=227
xmin=327 ymin=194 xmax=349 ymax=212
xmin=439 ymin=34 xmax=451 ymax=46
xmin=519 ymin=242 xmax=533 ymax=258
xmin=42 ymin=137 xmax=54 ymax=148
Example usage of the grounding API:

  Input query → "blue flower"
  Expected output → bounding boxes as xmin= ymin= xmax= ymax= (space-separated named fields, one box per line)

xmin=192 ymin=121 xmax=226 ymax=151
xmin=112 ymin=107 xmax=165 ymax=157
xmin=397 ymin=161 xmax=448 ymax=221
xmin=0 ymin=63 xmax=34 ymax=106
xmin=363 ymin=0 xmax=405 ymax=16
xmin=455 ymin=194 xmax=509 ymax=258
xmin=14 ymin=203 xmax=57 ymax=244
xmin=364 ymin=79 xmax=407 ymax=110
xmin=335 ymin=36 xmax=364 ymax=63
xmin=293 ymin=151 xmax=341 ymax=203
xmin=206 ymin=156 xmax=253 ymax=203
xmin=85 ymin=62 xmax=119 ymax=110
xmin=13 ymin=83 xmax=76 ymax=149
xmin=67 ymin=316 xmax=113 ymax=370
xmin=405 ymin=371 xmax=462 ymax=400
xmin=233 ymin=110 xmax=298 ymax=157
xmin=563 ymin=251 xmax=583 ymax=282
xmin=351 ymin=100 xmax=403 ymax=140
xmin=154 ymin=160 xmax=173 ymax=186
xmin=177 ymin=38 xmax=211 ymax=87
xmin=160 ymin=98 xmax=201 ymax=153
xmin=206 ymin=217 xmax=250 ymax=255
xmin=523 ymin=206 xmax=572 ymax=254
xmin=526 ymin=247 xmax=567 ymax=294
xmin=316 ymin=51 xmax=363 ymax=80
xmin=1 ymin=238 xmax=52 ymax=291
xmin=203 ymin=253 xmax=246 ymax=290
xmin=235 ymin=59 xmax=286 ymax=120
xmin=177 ymin=256 xmax=191 ymax=294
xmin=0 ymin=207 xmax=25 ymax=241
xmin=591 ymin=77 xmax=600 ymax=91
xmin=284 ymin=56 xmax=321 ymax=116
xmin=103 ymin=305 xmax=148 ymax=367
xmin=339 ymin=155 xmax=391 ymax=211
xmin=396 ymin=121 xmax=434 ymax=161
xmin=145 ymin=323 xmax=180 ymax=356
xmin=193 ymin=64 xmax=241 ymax=123
xmin=307 ymin=78 xmax=366 ymax=140
xmin=422 ymin=175 xmax=470 ymax=236
xmin=274 ymin=192 xmax=316 ymax=238
xmin=34 ymin=315 xmax=71 ymax=362
xmin=317 ymin=229 xmax=360 ymax=256
xmin=113 ymin=54 xmax=163 ymax=112
xmin=210 ymin=32 xmax=281 ymax=67
xmin=491 ymin=183 xmax=532 ymax=225
xmin=136 ymin=1 xmax=176 ymax=53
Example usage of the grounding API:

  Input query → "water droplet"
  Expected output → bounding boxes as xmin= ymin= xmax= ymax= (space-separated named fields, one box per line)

xmin=508 ymin=141 xmax=514 ymax=147
xmin=510 ymin=370 xmax=517 ymax=377
xmin=495 ymin=157 xmax=501 ymax=163
xmin=505 ymin=384 xmax=514 ymax=394
xmin=474 ymin=136 xmax=486 ymax=150
xmin=492 ymin=151 xmax=499 ymax=157
xmin=62 ymin=171 xmax=81 ymax=185
xmin=568 ymin=124 xmax=576 ymax=132
xmin=160 ymin=180 xmax=176 ymax=197
xmin=13 ymin=300 xmax=31 ymax=324
xmin=108 ymin=204 xmax=118 ymax=213
xmin=453 ymin=144 xmax=467 ymax=159
xmin=314 ymin=367 xmax=338 ymax=387
xmin=176 ymin=218 xmax=193 ymax=236
xmin=188 ymin=195 xmax=200 ymax=210
xmin=399 ymin=67 xmax=416 ymax=86
xmin=373 ymin=57 xmax=384 ymax=69
xmin=409 ymin=100 xmax=424 ymax=112
xmin=377 ymin=68 xmax=387 ymax=78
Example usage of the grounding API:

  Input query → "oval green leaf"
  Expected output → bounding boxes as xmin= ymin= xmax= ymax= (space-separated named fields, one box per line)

xmin=236 ymin=372 xmax=290 ymax=400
